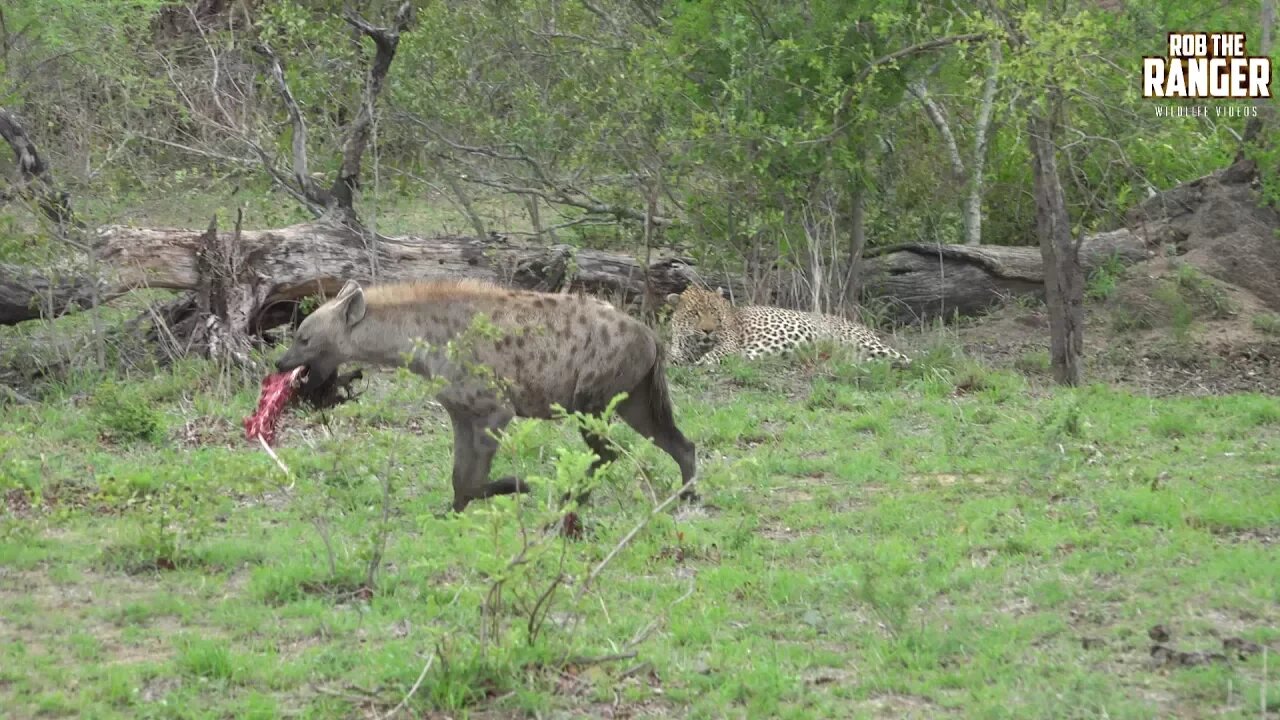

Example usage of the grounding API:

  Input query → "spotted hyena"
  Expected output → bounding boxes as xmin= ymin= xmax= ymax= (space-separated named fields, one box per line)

xmin=276 ymin=279 xmax=697 ymax=511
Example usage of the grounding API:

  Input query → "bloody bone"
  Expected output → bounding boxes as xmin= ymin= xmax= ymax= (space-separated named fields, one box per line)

xmin=243 ymin=366 xmax=306 ymax=446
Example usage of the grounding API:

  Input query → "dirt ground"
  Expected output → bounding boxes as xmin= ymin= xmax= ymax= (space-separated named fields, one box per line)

xmin=945 ymin=254 xmax=1280 ymax=396
xmin=935 ymin=169 xmax=1280 ymax=397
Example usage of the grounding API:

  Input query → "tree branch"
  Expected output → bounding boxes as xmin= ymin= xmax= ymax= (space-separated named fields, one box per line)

xmin=252 ymin=42 xmax=325 ymax=206
xmin=907 ymin=81 xmax=965 ymax=180
xmin=330 ymin=1 xmax=414 ymax=218
xmin=965 ymin=41 xmax=1001 ymax=246
xmin=0 ymin=107 xmax=82 ymax=234
xmin=831 ymin=33 xmax=988 ymax=138
xmin=400 ymin=112 xmax=673 ymax=226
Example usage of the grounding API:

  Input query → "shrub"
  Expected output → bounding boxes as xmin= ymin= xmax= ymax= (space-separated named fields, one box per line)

xmin=91 ymin=381 xmax=160 ymax=442
xmin=1252 ymin=312 xmax=1280 ymax=336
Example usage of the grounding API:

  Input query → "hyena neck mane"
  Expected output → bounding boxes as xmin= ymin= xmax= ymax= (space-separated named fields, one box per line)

xmin=346 ymin=279 xmax=537 ymax=367
xmin=361 ymin=278 xmax=512 ymax=308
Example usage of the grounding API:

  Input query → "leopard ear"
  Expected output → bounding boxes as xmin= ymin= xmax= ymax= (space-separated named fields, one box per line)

xmin=666 ymin=292 xmax=683 ymax=307
xmin=716 ymin=286 xmax=729 ymax=299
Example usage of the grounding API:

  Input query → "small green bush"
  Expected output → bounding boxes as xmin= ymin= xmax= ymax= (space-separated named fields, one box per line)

xmin=91 ymin=381 xmax=160 ymax=442
xmin=1014 ymin=350 xmax=1051 ymax=374
xmin=1252 ymin=312 xmax=1280 ymax=336
xmin=1173 ymin=264 xmax=1235 ymax=320
xmin=1085 ymin=253 xmax=1126 ymax=302
xmin=1152 ymin=283 xmax=1194 ymax=341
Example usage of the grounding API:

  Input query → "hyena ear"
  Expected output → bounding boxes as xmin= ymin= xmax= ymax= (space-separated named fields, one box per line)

xmin=336 ymin=280 xmax=367 ymax=325
xmin=336 ymin=279 xmax=362 ymax=300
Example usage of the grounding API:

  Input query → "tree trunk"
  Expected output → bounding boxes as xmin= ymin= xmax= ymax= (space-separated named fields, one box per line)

xmin=1227 ymin=0 xmax=1276 ymax=180
xmin=964 ymin=42 xmax=1001 ymax=247
xmin=441 ymin=167 xmax=488 ymax=239
xmin=0 ymin=264 xmax=115 ymax=326
xmin=844 ymin=180 xmax=867 ymax=306
xmin=1027 ymin=99 xmax=1084 ymax=386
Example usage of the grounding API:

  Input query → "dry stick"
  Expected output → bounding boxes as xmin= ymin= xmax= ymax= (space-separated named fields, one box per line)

xmin=559 ymin=489 xmax=697 ymax=669
xmin=380 ymin=650 xmax=436 ymax=720
xmin=574 ymin=477 xmax=698 ymax=604
xmin=619 ymin=660 xmax=654 ymax=680
xmin=256 ymin=435 xmax=295 ymax=489
xmin=563 ymin=651 xmax=638 ymax=667
xmin=625 ymin=579 xmax=696 ymax=650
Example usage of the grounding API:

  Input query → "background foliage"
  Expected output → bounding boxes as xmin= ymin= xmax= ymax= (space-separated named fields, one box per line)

xmin=2 ymin=1 xmax=1265 ymax=283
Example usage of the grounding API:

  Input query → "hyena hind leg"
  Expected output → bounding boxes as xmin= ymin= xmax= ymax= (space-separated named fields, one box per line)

xmin=564 ymin=426 xmax=619 ymax=508
xmin=615 ymin=390 xmax=699 ymax=503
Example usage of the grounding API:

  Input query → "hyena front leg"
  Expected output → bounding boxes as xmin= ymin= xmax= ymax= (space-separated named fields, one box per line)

xmin=443 ymin=399 xmax=526 ymax=512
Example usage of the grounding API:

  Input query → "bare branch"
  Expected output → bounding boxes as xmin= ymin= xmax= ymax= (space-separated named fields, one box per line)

xmin=331 ymin=1 xmax=415 ymax=216
xmin=830 ymin=33 xmax=988 ymax=139
xmin=0 ymin=107 xmax=81 ymax=234
xmin=465 ymin=173 xmax=673 ymax=226
xmin=380 ymin=649 xmax=436 ymax=720
xmin=575 ymin=477 xmax=698 ymax=603
xmin=400 ymin=112 xmax=672 ymax=226
xmin=243 ymin=140 xmax=327 ymax=217
xmin=252 ymin=43 xmax=324 ymax=206
xmin=503 ymin=215 xmax=618 ymax=238
xmin=629 ymin=0 xmax=664 ymax=28
xmin=579 ymin=0 xmax=625 ymax=36
xmin=907 ymin=81 xmax=965 ymax=180
xmin=135 ymin=134 xmax=258 ymax=167
xmin=188 ymin=6 xmax=235 ymax=129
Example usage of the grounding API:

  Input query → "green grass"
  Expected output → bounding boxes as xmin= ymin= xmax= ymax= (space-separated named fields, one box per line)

xmin=1253 ymin=312 xmax=1280 ymax=337
xmin=2 ymin=348 xmax=1279 ymax=718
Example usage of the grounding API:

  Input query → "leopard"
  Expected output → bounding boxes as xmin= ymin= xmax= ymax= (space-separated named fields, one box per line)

xmin=664 ymin=286 xmax=911 ymax=367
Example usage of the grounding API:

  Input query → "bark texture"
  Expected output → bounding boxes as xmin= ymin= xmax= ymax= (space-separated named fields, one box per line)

xmin=859 ymin=229 xmax=1149 ymax=324
xmin=1027 ymin=106 xmax=1084 ymax=386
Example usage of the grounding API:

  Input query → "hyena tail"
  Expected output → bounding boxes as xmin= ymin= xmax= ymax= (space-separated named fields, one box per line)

xmin=642 ymin=342 xmax=698 ymax=497
xmin=646 ymin=343 xmax=679 ymax=433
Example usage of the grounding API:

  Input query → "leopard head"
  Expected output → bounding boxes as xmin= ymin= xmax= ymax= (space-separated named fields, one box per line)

xmin=665 ymin=286 xmax=733 ymax=365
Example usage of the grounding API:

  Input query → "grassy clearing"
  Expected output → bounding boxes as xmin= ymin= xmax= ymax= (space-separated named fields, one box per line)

xmin=2 ymin=342 xmax=1279 ymax=719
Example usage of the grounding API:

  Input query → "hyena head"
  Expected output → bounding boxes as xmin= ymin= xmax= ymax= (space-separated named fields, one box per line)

xmin=276 ymin=279 xmax=368 ymax=386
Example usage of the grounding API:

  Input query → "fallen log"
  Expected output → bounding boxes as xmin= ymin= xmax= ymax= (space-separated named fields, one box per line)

xmin=859 ymin=228 xmax=1157 ymax=323
xmin=2 ymin=220 xmax=1159 ymax=333
xmin=0 ymin=263 xmax=116 ymax=326
xmin=0 ymin=220 xmax=741 ymax=333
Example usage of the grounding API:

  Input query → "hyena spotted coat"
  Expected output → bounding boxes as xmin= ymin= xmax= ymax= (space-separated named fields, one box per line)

xmin=275 ymin=279 xmax=697 ymax=511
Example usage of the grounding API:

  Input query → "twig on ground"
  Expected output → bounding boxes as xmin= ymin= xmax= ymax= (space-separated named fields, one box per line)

xmin=563 ymin=651 xmax=638 ymax=667
xmin=257 ymin=435 xmax=294 ymax=488
xmin=380 ymin=649 xmax=437 ymax=719
xmin=625 ymin=579 xmax=696 ymax=650
xmin=575 ymin=477 xmax=697 ymax=601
